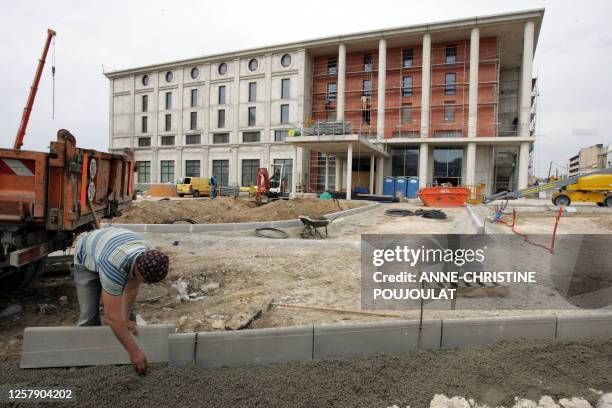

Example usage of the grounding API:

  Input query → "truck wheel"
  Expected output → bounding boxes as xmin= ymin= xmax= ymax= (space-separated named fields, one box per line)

xmin=178 ymin=194 xmax=184 ymax=197
xmin=604 ymin=196 xmax=612 ymax=208
xmin=193 ymin=190 xmax=200 ymax=198
xmin=0 ymin=258 xmax=46 ymax=293
xmin=553 ymin=195 xmax=571 ymax=207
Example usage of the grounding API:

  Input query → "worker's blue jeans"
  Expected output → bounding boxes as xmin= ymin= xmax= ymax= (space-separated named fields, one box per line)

xmin=73 ymin=263 xmax=136 ymax=326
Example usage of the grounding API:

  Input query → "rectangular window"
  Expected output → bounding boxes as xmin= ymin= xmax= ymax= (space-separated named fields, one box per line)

xmin=212 ymin=160 xmax=229 ymax=186
xmin=444 ymin=102 xmax=455 ymax=122
xmin=161 ymin=135 xmax=175 ymax=146
xmin=185 ymin=160 xmax=200 ymax=177
xmin=248 ymin=106 xmax=256 ymax=127
xmin=281 ymin=78 xmax=290 ymax=99
xmin=136 ymin=161 xmax=151 ymax=183
xmin=402 ymin=49 xmax=414 ymax=68
xmin=141 ymin=116 xmax=148 ymax=133
xmin=327 ymin=58 xmax=337 ymax=75
xmin=273 ymin=159 xmax=292 ymax=191
xmin=363 ymin=80 xmax=372 ymax=97
xmin=445 ymin=73 xmax=456 ymax=95
xmin=327 ymin=83 xmax=337 ymax=101
xmin=445 ymin=45 xmax=457 ymax=64
xmin=137 ymin=137 xmax=151 ymax=147
xmin=326 ymin=110 xmax=336 ymax=121
xmin=241 ymin=159 xmax=260 ymax=186
xmin=433 ymin=147 xmax=462 ymax=185
xmin=160 ymin=160 xmax=175 ymax=183
xmin=363 ymin=53 xmax=373 ymax=72
xmin=190 ymin=111 xmax=197 ymax=130
xmin=402 ymin=76 xmax=413 ymax=97
xmin=391 ymin=148 xmax=419 ymax=177
xmin=218 ymin=109 xmax=225 ymax=128
xmin=401 ymin=104 xmax=412 ymax=124
xmin=185 ymin=134 xmax=201 ymax=145
xmin=142 ymin=95 xmax=148 ymax=112
xmin=190 ymin=89 xmax=198 ymax=108
xmin=218 ymin=85 xmax=226 ymax=104
xmin=362 ymin=105 xmax=371 ymax=124
xmin=280 ymin=104 xmax=289 ymax=124
xmin=165 ymin=92 xmax=172 ymax=110
xmin=248 ymin=82 xmax=257 ymax=102
xmin=274 ymin=130 xmax=288 ymax=142
xmin=165 ymin=114 xmax=171 ymax=131
xmin=213 ymin=133 xmax=229 ymax=144
xmin=243 ymin=131 xmax=261 ymax=143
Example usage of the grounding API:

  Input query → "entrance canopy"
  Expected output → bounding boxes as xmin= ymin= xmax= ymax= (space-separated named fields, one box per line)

xmin=286 ymin=134 xmax=389 ymax=158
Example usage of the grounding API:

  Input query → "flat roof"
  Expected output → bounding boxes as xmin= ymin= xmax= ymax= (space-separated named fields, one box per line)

xmin=105 ymin=8 xmax=544 ymax=78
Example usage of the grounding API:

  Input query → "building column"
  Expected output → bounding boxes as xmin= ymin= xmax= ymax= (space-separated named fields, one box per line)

xmin=335 ymin=157 xmax=342 ymax=191
xmin=377 ymin=38 xmax=387 ymax=140
xmin=520 ymin=21 xmax=535 ymax=138
xmin=291 ymin=145 xmax=298 ymax=196
xmin=202 ymin=147 xmax=209 ymax=178
xmin=418 ymin=143 xmax=428 ymax=188
xmin=468 ymin=27 xmax=479 ymax=138
xmin=465 ymin=142 xmax=476 ymax=188
xmin=231 ymin=147 xmax=239 ymax=186
xmin=337 ymin=44 xmax=346 ymax=122
xmin=176 ymin=147 xmax=183 ymax=179
xmin=376 ymin=156 xmax=384 ymax=195
xmin=518 ymin=141 xmax=530 ymax=189
xmin=369 ymin=155 xmax=375 ymax=194
xmin=346 ymin=144 xmax=353 ymax=200
xmin=152 ymin=148 xmax=159 ymax=183
xmin=324 ymin=154 xmax=330 ymax=191
xmin=420 ymin=33 xmax=431 ymax=139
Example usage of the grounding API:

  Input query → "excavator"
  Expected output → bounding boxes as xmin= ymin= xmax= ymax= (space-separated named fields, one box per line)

xmin=255 ymin=163 xmax=289 ymax=205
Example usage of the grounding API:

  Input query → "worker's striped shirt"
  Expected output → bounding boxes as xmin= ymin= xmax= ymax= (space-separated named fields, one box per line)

xmin=74 ymin=228 xmax=151 ymax=296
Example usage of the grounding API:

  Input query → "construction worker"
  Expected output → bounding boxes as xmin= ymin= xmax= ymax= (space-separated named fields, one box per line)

xmin=73 ymin=227 xmax=169 ymax=374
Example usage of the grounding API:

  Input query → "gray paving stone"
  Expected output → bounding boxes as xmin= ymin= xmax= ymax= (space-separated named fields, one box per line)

xmin=441 ymin=315 xmax=556 ymax=348
xmin=168 ymin=332 xmax=196 ymax=367
xmin=20 ymin=324 xmax=175 ymax=368
xmin=556 ymin=312 xmax=612 ymax=340
xmin=196 ymin=325 xmax=313 ymax=368
xmin=313 ymin=319 xmax=441 ymax=359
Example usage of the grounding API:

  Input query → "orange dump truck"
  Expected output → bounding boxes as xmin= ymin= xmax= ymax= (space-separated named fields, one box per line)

xmin=0 ymin=129 xmax=134 ymax=291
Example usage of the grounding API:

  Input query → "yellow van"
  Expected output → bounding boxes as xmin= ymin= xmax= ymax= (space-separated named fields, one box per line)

xmin=176 ymin=177 xmax=211 ymax=197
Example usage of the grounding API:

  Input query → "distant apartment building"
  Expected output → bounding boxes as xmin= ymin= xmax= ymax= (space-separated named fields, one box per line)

xmin=105 ymin=9 xmax=544 ymax=197
xmin=567 ymin=144 xmax=608 ymax=177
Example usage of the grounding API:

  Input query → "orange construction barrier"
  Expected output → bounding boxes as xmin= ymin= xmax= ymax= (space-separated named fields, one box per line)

xmin=144 ymin=184 xmax=178 ymax=197
xmin=418 ymin=186 xmax=471 ymax=207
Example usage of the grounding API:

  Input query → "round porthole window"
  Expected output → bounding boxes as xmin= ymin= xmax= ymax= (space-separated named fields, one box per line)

xmin=142 ymin=75 xmax=149 ymax=86
xmin=190 ymin=67 xmax=199 ymax=79
xmin=165 ymin=71 xmax=173 ymax=83
xmin=218 ymin=63 xmax=227 ymax=75
xmin=248 ymin=58 xmax=258 ymax=72
xmin=281 ymin=54 xmax=292 ymax=67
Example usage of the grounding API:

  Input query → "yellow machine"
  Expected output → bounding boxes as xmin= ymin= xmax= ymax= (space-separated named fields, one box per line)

xmin=552 ymin=173 xmax=612 ymax=207
xmin=176 ymin=177 xmax=211 ymax=197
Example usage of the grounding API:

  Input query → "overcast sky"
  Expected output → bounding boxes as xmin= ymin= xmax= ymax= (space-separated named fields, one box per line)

xmin=1 ymin=0 xmax=611 ymax=177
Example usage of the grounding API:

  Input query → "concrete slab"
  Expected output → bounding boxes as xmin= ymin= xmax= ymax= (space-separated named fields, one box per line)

xmin=441 ymin=315 xmax=556 ymax=348
xmin=168 ymin=333 xmax=196 ymax=367
xmin=196 ymin=325 xmax=313 ymax=368
xmin=20 ymin=324 xmax=175 ymax=368
xmin=313 ymin=319 xmax=441 ymax=359
xmin=556 ymin=312 xmax=612 ymax=340
xmin=146 ymin=224 xmax=191 ymax=233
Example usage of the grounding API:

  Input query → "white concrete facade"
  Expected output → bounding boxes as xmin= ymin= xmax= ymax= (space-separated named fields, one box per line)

xmin=106 ymin=9 xmax=544 ymax=197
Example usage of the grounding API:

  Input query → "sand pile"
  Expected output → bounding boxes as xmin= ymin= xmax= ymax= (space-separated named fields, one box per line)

xmin=112 ymin=197 xmax=364 ymax=224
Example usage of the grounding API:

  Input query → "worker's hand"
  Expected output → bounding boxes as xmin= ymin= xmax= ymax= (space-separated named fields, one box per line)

xmin=129 ymin=349 xmax=148 ymax=374
xmin=126 ymin=321 xmax=139 ymax=336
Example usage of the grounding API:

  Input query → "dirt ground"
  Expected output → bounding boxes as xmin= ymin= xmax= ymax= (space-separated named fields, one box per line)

xmin=111 ymin=196 xmax=364 ymax=224
xmin=1 ymin=338 xmax=610 ymax=407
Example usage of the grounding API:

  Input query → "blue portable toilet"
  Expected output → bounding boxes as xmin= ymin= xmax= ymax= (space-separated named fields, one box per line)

xmin=394 ymin=177 xmax=407 ymax=198
xmin=383 ymin=176 xmax=395 ymax=196
xmin=406 ymin=177 xmax=419 ymax=198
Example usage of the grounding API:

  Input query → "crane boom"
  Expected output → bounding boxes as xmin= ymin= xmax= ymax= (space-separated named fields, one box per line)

xmin=13 ymin=28 xmax=56 ymax=150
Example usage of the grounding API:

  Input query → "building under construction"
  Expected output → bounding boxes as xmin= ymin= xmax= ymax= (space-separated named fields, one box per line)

xmin=105 ymin=9 xmax=543 ymax=197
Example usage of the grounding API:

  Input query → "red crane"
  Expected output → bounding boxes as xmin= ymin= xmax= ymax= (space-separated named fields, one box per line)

xmin=13 ymin=28 xmax=56 ymax=150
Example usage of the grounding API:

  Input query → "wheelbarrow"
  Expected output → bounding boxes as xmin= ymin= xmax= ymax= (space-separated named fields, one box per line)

xmin=299 ymin=215 xmax=331 ymax=239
